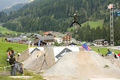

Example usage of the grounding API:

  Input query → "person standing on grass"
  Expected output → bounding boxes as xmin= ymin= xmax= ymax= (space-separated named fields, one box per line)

xmin=9 ymin=54 xmax=16 ymax=76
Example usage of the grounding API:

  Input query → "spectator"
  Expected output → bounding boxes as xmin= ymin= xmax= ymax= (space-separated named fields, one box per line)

xmin=114 ymin=53 xmax=120 ymax=59
xmin=8 ymin=51 xmax=11 ymax=56
xmin=9 ymin=54 xmax=16 ymax=76
xmin=17 ymin=53 xmax=21 ymax=57
xmin=6 ymin=51 xmax=11 ymax=63
xmin=106 ymin=49 xmax=112 ymax=56
xmin=11 ymin=49 xmax=15 ymax=56
xmin=17 ymin=53 xmax=21 ymax=61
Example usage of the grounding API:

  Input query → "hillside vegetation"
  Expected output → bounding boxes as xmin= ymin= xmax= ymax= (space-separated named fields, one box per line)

xmin=1 ymin=0 xmax=110 ymax=32
xmin=0 ymin=26 xmax=16 ymax=34
xmin=0 ymin=0 xmax=120 ymax=45
xmin=67 ymin=20 xmax=104 ymax=31
xmin=81 ymin=20 xmax=104 ymax=29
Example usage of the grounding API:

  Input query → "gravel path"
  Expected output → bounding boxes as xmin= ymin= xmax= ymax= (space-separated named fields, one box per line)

xmin=0 ymin=71 xmax=10 ymax=75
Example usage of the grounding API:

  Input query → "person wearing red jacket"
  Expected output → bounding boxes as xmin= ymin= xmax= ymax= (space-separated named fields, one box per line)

xmin=114 ymin=53 xmax=120 ymax=59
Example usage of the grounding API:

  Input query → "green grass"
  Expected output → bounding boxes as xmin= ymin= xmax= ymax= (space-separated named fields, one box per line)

xmin=0 ymin=26 xmax=17 ymax=34
xmin=0 ymin=70 xmax=46 ymax=80
xmin=67 ymin=20 xmax=104 ymax=32
xmin=90 ymin=46 xmax=120 ymax=55
xmin=81 ymin=20 xmax=104 ymax=29
xmin=0 ymin=37 xmax=45 ymax=80
xmin=0 ymin=37 xmax=28 ymax=70
xmin=67 ymin=26 xmax=75 ymax=32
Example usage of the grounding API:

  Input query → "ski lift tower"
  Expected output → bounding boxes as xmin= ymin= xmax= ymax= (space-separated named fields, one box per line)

xmin=108 ymin=4 xmax=114 ymax=46
xmin=108 ymin=3 xmax=120 ymax=46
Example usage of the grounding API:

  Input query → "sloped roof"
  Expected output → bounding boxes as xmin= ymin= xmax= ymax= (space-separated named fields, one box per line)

xmin=52 ymin=32 xmax=64 ymax=37
xmin=94 ymin=39 xmax=105 ymax=42
xmin=6 ymin=37 xmax=22 ymax=41
xmin=43 ymin=32 xmax=52 ymax=35
xmin=37 ymin=36 xmax=54 ymax=41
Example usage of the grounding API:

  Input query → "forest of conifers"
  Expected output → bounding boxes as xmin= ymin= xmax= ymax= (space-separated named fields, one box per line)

xmin=0 ymin=0 xmax=120 ymax=45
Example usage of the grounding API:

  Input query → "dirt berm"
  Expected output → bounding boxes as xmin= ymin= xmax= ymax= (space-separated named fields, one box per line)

xmin=43 ymin=51 xmax=120 ymax=80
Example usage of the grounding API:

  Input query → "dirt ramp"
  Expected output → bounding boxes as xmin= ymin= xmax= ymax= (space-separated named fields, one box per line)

xmin=43 ymin=51 xmax=120 ymax=80
xmin=23 ymin=47 xmax=55 ymax=73
xmin=16 ymin=49 xmax=29 ymax=62
xmin=23 ymin=50 xmax=44 ymax=69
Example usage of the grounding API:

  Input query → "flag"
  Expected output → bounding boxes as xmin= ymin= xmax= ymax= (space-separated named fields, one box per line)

xmin=114 ymin=10 xmax=120 ymax=16
xmin=108 ymin=4 xmax=113 ymax=9
xmin=38 ymin=40 xmax=41 ymax=46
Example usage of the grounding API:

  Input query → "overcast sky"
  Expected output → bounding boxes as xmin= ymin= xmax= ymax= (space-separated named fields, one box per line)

xmin=0 ymin=0 xmax=30 ymax=11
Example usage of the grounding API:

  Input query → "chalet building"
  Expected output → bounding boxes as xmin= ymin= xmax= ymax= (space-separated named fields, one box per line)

xmin=33 ymin=36 xmax=54 ymax=46
xmin=93 ymin=39 xmax=108 ymax=46
xmin=5 ymin=37 xmax=22 ymax=42
xmin=19 ymin=40 xmax=28 ymax=44
xmin=43 ymin=31 xmax=53 ymax=36
xmin=62 ymin=34 xmax=72 ymax=44
xmin=54 ymin=37 xmax=63 ymax=44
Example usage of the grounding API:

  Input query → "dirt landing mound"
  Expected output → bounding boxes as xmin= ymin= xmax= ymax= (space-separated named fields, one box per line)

xmin=23 ymin=47 xmax=55 ymax=73
xmin=43 ymin=51 xmax=120 ymax=80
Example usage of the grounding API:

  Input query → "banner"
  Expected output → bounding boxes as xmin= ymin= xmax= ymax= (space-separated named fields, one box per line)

xmin=114 ymin=10 xmax=120 ymax=16
xmin=38 ymin=40 xmax=41 ymax=46
xmin=82 ymin=43 xmax=92 ymax=51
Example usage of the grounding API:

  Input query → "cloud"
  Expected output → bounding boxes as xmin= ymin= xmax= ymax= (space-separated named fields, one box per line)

xmin=0 ymin=0 xmax=34 ymax=11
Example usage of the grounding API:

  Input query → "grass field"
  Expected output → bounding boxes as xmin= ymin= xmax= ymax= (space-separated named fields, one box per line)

xmin=90 ymin=46 xmax=120 ymax=55
xmin=0 ymin=70 xmax=46 ymax=80
xmin=81 ymin=20 xmax=104 ymax=29
xmin=67 ymin=20 xmax=104 ymax=32
xmin=0 ymin=26 xmax=17 ymax=34
xmin=0 ymin=37 xmax=28 ymax=69
xmin=0 ymin=37 xmax=45 ymax=80
xmin=67 ymin=26 xmax=75 ymax=32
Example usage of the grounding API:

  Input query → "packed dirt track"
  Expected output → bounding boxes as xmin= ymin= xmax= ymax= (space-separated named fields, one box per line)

xmin=43 ymin=51 xmax=120 ymax=80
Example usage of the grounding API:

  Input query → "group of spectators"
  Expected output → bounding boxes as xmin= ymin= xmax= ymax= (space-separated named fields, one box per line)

xmin=101 ymin=49 xmax=120 ymax=59
xmin=6 ymin=49 xmax=23 ymax=76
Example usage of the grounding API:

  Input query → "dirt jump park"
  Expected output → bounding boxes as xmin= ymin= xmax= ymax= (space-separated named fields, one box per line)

xmin=16 ymin=46 xmax=120 ymax=80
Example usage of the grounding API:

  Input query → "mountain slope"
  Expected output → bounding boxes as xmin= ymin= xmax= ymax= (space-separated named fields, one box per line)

xmin=1 ymin=0 xmax=120 ymax=45
xmin=3 ymin=3 xmax=25 ymax=14
xmin=2 ymin=0 xmax=112 ymax=32
xmin=81 ymin=20 xmax=104 ymax=29
xmin=0 ymin=26 xmax=16 ymax=34
xmin=0 ymin=0 xmax=28 ymax=11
